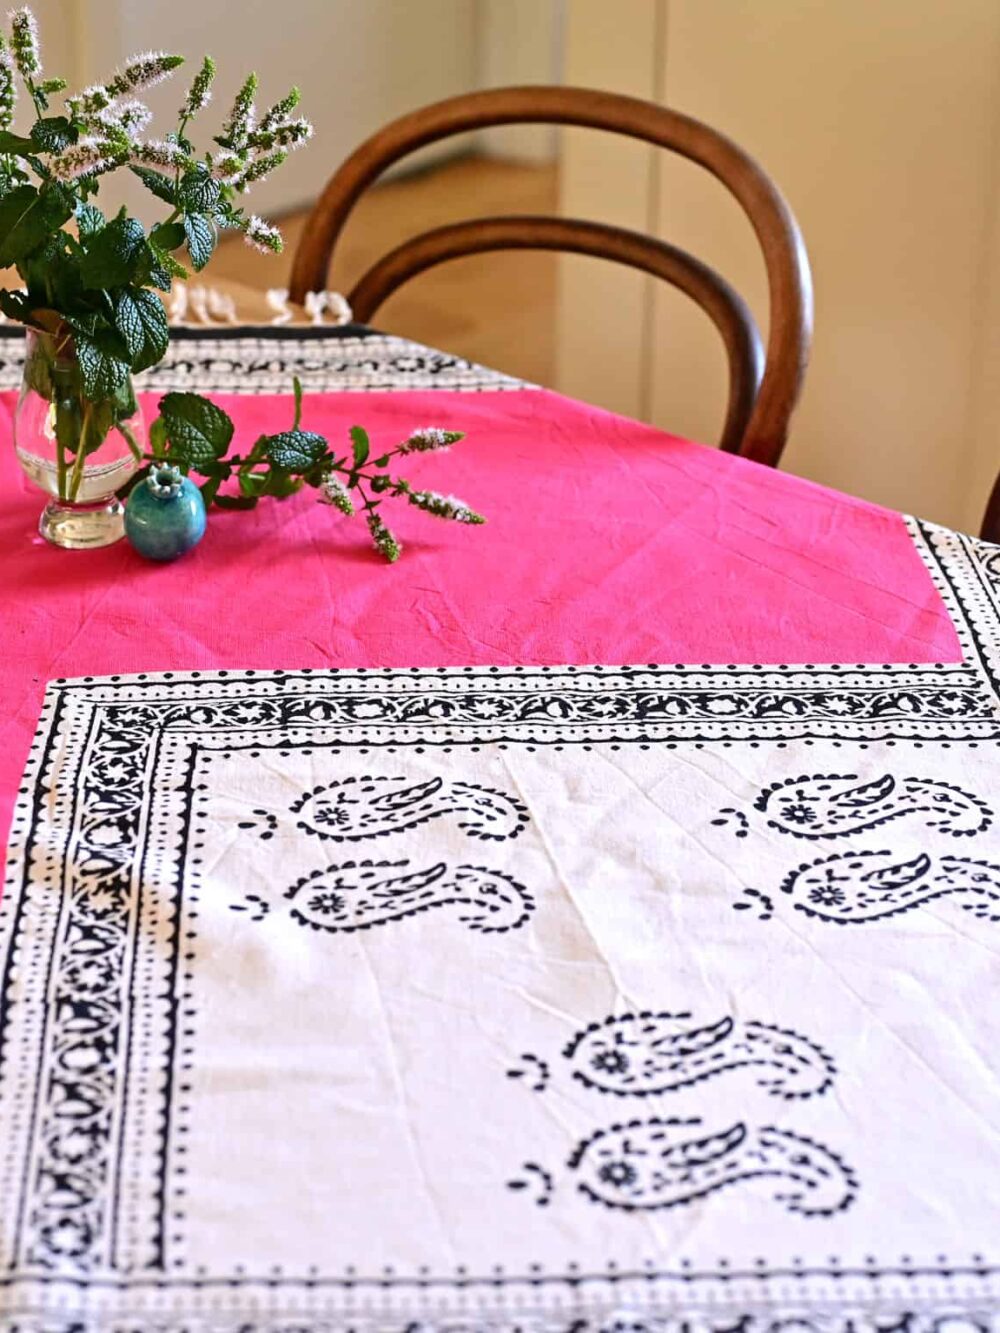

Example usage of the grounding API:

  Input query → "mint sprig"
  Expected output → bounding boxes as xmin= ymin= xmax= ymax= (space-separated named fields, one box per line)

xmin=121 ymin=378 xmax=483 ymax=563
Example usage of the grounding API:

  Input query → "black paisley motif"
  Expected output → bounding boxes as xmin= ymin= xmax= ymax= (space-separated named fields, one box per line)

xmin=563 ymin=1011 xmax=836 ymax=1100
xmin=780 ymin=851 xmax=1000 ymax=923
xmin=755 ymin=773 xmax=992 ymax=839
xmin=287 ymin=774 xmax=529 ymax=843
xmin=571 ymin=1118 xmax=858 ymax=1216
xmin=509 ymin=1118 xmax=858 ymax=1218
xmin=283 ymin=859 xmax=535 ymax=934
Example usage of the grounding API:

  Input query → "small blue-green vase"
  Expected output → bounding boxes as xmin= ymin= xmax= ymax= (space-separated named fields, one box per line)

xmin=125 ymin=464 xmax=207 ymax=561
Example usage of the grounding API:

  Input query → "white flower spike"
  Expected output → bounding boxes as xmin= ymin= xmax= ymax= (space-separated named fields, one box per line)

xmin=398 ymin=427 xmax=465 ymax=454
xmin=132 ymin=138 xmax=188 ymax=169
xmin=8 ymin=7 xmax=40 ymax=78
xmin=107 ymin=50 xmax=183 ymax=97
xmin=243 ymin=215 xmax=283 ymax=254
xmin=180 ymin=54 xmax=215 ymax=119
xmin=49 ymin=137 xmax=119 ymax=182
xmin=65 ymin=82 xmax=113 ymax=119
xmin=97 ymin=98 xmax=152 ymax=136
xmin=320 ymin=475 xmax=355 ymax=516
xmin=407 ymin=490 xmax=484 ymax=524
xmin=0 ymin=43 xmax=15 ymax=130
xmin=222 ymin=72 xmax=257 ymax=148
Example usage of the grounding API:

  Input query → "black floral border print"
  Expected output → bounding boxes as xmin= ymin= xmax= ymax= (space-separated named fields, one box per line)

xmin=0 ymin=1257 xmax=999 ymax=1333
xmin=0 ymin=323 xmax=531 ymax=396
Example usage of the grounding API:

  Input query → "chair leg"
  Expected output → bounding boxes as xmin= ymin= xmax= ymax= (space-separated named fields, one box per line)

xmin=982 ymin=472 xmax=1000 ymax=545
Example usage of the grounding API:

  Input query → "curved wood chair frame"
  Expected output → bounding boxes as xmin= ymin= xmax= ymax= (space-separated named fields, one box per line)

xmin=348 ymin=216 xmax=764 ymax=454
xmin=291 ymin=85 xmax=813 ymax=465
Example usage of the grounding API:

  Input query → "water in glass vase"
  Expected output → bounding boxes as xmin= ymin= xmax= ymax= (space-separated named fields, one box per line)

xmin=13 ymin=326 xmax=146 ymax=549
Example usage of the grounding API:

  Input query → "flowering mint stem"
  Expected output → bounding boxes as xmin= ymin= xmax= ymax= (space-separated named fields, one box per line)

xmin=118 ymin=421 xmax=143 ymax=462
xmin=66 ymin=400 xmax=92 ymax=502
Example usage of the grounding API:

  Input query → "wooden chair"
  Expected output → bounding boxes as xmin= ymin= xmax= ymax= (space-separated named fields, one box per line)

xmin=983 ymin=474 xmax=1000 ymax=544
xmin=290 ymin=87 xmax=813 ymax=465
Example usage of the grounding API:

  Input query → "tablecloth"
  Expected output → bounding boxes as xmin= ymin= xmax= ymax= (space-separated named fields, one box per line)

xmin=1 ymin=325 xmax=998 ymax=1333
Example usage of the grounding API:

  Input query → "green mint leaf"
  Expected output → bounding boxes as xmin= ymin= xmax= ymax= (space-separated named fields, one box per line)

xmin=75 ymin=330 xmax=131 ymax=400
xmin=177 ymin=164 xmax=221 ymax=212
xmin=195 ymin=459 xmax=231 ymax=480
xmin=111 ymin=290 xmax=144 ymax=362
xmin=149 ymin=417 xmax=169 ymax=458
xmin=54 ymin=397 xmax=82 ymax=452
xmin=264 ymin=429 xmax=327 ymax=471
xmin=182 ymin=211 xmax=216 ymax=271
xmin=129 ymin=288 xmax=169 ymax=372
xmin=30 ymin=116 xmax=77 ymax=153
xmin=80 ymin=398 xmax=115 ymax=458
xmin=130 ymin=166 xmax=177 ymax=206
xmin=47 ymin=247 xmax=86 ymax=312
xmin=214 ymin=201 xmax=243 ymax=231
xmin=261 ymin=471 xmax=304 ymax=498
xmin=213 ymin=493 xmax=258 ymax=510
xmin=23 ymin=341 xmax=53 ymax=398
xmin=292 ymin=375 xmax=303 ymax=429
xmin=0 ymin=131 xmax=40 ymax=157
xmin=76 ymin=202 xmax=105 ymax=240
xmin=80 ymin=215 xmax=146 ymax=289
xmin=0 ymin=183 xmax=74 ymax=265
xmin=138 ymin=244 xmax=171 ymax=292
xmin=158 ymin=391 xmax=235 ymax=471
xmin=112 ymin=287 xmax=168 ymax=372
xmin=62 ymin=311 xmax=98 ymax=338
xmin=111 ymin=373 xmax=138 ymax=420
xmin=372 ymin=453 xmax=391 ymax=467
xmin=136 ymin=240 xmax=188 ymax=291
xmin=350 ymin=425 xmax=369 ymax=468
xmin=149 ymin=220 xmax=186 ymax=251
xmin=18 ymin=233 xmax=61 ymax=297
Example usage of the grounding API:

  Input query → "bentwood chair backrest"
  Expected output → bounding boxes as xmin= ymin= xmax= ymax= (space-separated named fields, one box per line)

xmin=290 ymin=86 xmax=813 ymax=464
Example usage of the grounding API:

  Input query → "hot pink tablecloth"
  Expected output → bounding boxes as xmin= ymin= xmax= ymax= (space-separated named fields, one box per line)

xmin=0 ymin=346 xmax=961 ymax=845
xmin=5 ymin=329 xmax=1000 ymax=1330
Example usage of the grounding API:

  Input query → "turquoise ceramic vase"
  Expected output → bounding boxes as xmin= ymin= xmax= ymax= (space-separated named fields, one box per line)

xmin=125 ymin=464 xmax=207 ymax=561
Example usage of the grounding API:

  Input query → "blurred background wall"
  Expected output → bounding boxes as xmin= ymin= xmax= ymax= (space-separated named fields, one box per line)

xmin=35 ymin=0 xmax=1000 ymax=536
xmin=559 ymin=0 xmax=1000 ymax=539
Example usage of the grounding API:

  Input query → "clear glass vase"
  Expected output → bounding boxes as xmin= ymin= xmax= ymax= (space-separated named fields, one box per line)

xmin=14 ymin=326 xmax=145 ymax=549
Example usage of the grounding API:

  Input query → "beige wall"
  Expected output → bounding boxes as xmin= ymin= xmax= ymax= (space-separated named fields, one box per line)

xmin=103 ymin=0 xmax=481 ymax=217
xmin=554 ymin=0 xmax=664 ymax=418
xmin=560 ymin=0 xmax=1000 ymax=535
xmin=58 ymin=0 xmax=562 ymax=223
xmin=26 ymin=0 xmax=83 ymax=86
xmin=475 ymin=0 xmax=565 ymax=162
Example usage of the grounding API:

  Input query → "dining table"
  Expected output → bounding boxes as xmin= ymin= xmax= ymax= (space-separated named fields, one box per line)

xmin=0 ymin=314 xmax=998 ymax=1333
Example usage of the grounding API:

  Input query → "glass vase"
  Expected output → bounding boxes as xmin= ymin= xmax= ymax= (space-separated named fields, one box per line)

xmin=13 ymin=325 xmax=145 ymax=549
